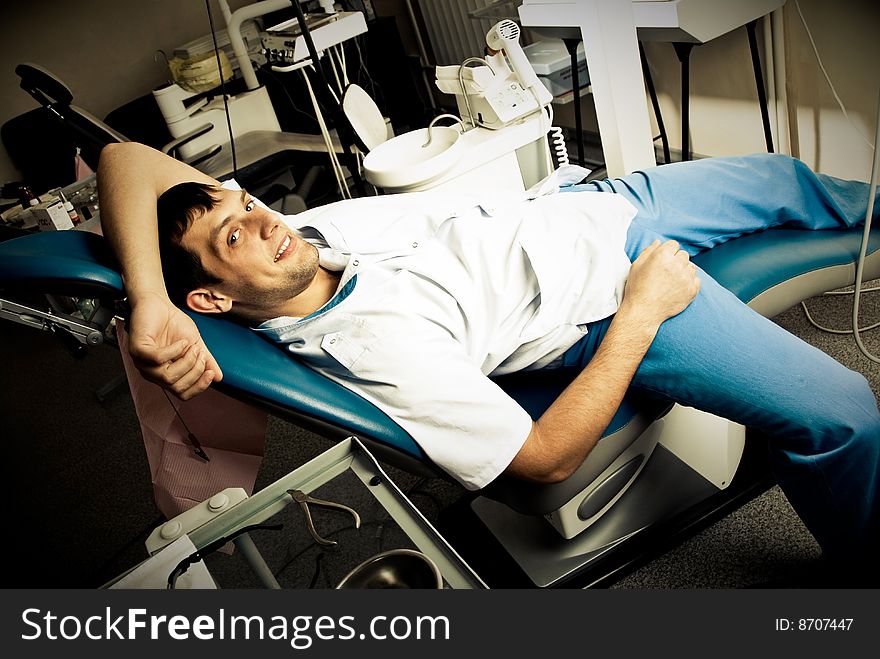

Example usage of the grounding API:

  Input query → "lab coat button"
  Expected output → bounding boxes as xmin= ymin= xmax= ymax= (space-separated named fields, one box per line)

xmin=412 ymin=241 xmax=418 ymax=248
xmin=352 ymin=259 xmax=359 ymax=266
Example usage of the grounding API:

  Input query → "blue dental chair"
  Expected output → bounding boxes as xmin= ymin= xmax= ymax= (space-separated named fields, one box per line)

xmin=1 ymin=222 xmax=878 ymax=588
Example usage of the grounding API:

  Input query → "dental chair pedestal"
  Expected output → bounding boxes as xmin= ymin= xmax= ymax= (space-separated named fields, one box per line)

xmin=471 ymin=405 xmax=745 ymax=587
xmin=469 ymin=226 xmax=880 ymax=588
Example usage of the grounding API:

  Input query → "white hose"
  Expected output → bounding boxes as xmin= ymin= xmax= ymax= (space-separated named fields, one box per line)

xmin=546 ymin=104 xmax=569 ymax=167
xmin=301 ymin=67 xmax=351 ymax=199
xmin=549 ymin=126 xmax=569 ymax=167
xmin=850 ymin=87 xmax=880 ymax=363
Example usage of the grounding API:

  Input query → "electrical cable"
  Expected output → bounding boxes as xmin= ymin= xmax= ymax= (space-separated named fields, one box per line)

xmin=353 ymin=36 xmax=383 ymax=111
xmin=333 ymin=44 xmax=350 ymax=87
xmin=301 ymin=66 xmax=351 ymax=199
xmin=91 ymin=513 xmax=166 ymax=586
xmin=800 ymin=99 xmax=879 ymax=347
xmin=161 ymin=388 xmax=210 ymax=462
xmin=849 ymin=87 xmax=880 ymax=363
xmin=327 ymin=47 xmax=344 ymax=95
xmin=205 ymin=0 xmax=238 ymax=177
xmin=793 ymin=0 xmax=875 ymax=151
xmin=275 ymin=520 xmax=382 ymax=581
xmin=800 ymin=299 xmax=880 ymax=335
xmin=308 ymin=552 xmax=325 ymax=588
xmin=261 ymin=66 xmax=321 ymax=126
xmin=520 ymin=70 xmax=568 ymax=169
xmin=789 ymin=1 xmax=879 ymax=348
xmin=167 ymin=522 xmax=284 ymax=589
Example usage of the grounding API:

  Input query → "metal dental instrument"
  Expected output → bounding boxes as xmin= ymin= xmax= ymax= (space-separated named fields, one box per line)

xmin=288 ymin=489 xmax=361 ymax=546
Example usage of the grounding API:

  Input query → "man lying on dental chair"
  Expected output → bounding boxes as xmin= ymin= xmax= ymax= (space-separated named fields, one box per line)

xmin=98 ymin=141 xmax=879 ymax=584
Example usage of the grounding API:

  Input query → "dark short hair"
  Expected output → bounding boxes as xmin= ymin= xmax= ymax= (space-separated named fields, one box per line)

xmin=156 ymin=181 xmax=223 ymax=306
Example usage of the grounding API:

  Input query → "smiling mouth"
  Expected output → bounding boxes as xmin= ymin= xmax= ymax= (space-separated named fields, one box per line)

xmin=274 ymin=235 xmax=292 ymax=262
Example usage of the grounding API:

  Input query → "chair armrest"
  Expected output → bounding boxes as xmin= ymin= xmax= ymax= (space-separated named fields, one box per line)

xmin=161 ymin=123 xmax=214 ymax=158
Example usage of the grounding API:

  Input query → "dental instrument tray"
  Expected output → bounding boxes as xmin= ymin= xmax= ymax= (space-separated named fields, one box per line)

xmin=130 ymin=437 xmax=487 ymax=589
xmin=260 ymin=11 xmax=368 ymax=66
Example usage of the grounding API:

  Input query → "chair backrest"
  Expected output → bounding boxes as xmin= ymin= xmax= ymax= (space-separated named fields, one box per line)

xmin=2 ymin=107 xmax=77 ymax=194
xmin=104 ymin=93 xmax=174 ymax=152
xmin=15 ymin=63 xmax=130 ymax=171
xmin=341 ymin=83 xmax=389 ymax=153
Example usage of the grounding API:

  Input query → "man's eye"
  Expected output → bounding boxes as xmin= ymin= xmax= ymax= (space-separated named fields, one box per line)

xmin=229 ymin=229 xmax=241 ymax=245
xmin=245 ymin=200 xmax=255 ymax=211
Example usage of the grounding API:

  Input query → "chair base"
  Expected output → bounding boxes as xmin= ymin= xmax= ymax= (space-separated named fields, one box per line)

xmin=470 ymin=429 xmax=771 ymax=588
xmin=472 ymin=444 xmax=719 ymax=587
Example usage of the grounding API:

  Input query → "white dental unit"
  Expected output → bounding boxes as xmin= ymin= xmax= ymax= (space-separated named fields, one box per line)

xmin=363 ymin=19 xmax=557 ymax=196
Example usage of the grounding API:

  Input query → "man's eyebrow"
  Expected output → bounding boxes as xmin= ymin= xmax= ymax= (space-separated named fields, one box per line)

xmin=209 ymin=189 xmax=249 ymax=248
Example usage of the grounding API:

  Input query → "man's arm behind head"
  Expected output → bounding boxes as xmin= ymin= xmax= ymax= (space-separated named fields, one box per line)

xmin=97 ymin=142 xmax=223 ymax=398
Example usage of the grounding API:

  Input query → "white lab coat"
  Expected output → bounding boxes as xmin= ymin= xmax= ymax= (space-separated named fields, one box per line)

xmin=247 ymin=180 xmax=637 ymax=490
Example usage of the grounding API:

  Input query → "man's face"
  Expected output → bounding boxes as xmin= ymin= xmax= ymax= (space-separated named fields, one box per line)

xmin=180 ymin=186 xmax=319 ymax=317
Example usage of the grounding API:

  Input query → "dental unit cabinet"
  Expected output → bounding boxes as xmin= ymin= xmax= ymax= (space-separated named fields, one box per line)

xmin=363 ymin=19 xmax=557 ymax=196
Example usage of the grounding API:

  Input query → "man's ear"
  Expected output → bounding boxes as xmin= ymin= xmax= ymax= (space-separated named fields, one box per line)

xmin=186 ymin=288 xmax=233 ymax=314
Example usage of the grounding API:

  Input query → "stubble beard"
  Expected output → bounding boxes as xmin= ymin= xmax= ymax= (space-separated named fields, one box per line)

xmin=237 ymin=241 xmax=321 ymax=315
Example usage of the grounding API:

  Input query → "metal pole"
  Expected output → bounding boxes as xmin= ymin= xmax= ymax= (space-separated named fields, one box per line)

xmin=672 ymin=42 xmax=694 ymax=161
xmin=563 ymin=38 xmax=585 ymax=166
xmin=288 ymin=0 xmax=366 ymax=194
xmin=747 ymin=19 xmax=775 ymax=153
xmin=639 ymin=41 xmax=669 ymax=165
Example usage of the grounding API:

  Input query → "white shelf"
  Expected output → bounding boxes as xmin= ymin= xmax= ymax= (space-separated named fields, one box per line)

xmin=551 ymin=84 xmax=592 ymax=106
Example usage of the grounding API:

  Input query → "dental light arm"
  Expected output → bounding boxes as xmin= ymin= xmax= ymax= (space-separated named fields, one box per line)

xmin=486 ymin=20 xmax=553 ymax=108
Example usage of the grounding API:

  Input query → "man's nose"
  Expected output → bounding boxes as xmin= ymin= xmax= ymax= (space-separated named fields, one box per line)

xmin=258 ymin=213 xmax=277 ymax=239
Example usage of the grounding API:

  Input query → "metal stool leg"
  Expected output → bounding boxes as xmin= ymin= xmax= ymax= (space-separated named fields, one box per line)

xmin=746 ymin=19 xmax=775 ymax=153
xmin=563 ymin=38 xmax=585 ymax=166
xmin=672 ymin=42 xmax=694 ymax=161
xmin=640 ymin=41 xmax=670 ymax=165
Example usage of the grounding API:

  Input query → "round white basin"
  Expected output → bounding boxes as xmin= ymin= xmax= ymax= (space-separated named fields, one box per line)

xmin=363 ymin=126 xmax=462 ymax=190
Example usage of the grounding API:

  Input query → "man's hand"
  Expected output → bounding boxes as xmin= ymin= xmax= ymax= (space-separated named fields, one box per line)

xmin=508 ymin=239 xmax=701 ymax=484
xmin=620 ymin=239 xmax=701 ymax=328
xmin=127 ymin=292 xmax=223 ymax=400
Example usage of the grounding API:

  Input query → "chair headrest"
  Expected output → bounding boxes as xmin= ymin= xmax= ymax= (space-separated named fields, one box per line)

xmin=15 ymin=63 xmax=74 ymax=106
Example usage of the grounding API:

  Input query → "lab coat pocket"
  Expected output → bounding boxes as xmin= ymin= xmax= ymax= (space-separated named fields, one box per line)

xmin=517 ymin=201 xmax=629 ymax=337
xmin=319 ymin=315 xmax=378 ymax=371
xmin=517 ymin=240 xmax=577 ymax=342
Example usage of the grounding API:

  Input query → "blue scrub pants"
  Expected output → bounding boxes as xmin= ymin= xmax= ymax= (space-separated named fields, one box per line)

xmin=562 ymin=154 xmax=880 ymax=565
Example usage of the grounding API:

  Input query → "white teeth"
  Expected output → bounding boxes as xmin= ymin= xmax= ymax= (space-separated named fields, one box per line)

xmin=275 ymin=235 xmax=291 ymax=262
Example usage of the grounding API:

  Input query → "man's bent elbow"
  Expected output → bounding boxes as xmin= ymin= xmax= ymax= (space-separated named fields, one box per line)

xmin=507 ymin=425 xmax=582 ymax=484
xmin=506 ymin=460 xmax=578 ymax=485
xmin=539 ymin=462 xmax=579 ymax=484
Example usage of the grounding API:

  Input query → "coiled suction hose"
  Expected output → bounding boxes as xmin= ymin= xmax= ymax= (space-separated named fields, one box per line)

xmin=547 ymin=105 xmax=569 ymax=167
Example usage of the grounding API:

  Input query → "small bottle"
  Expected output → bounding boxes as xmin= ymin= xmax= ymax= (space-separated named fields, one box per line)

xmin=19 ymin=185 xmax=40 ymax=208
xmin=58 ymin=190 xmax=81 ymax=226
